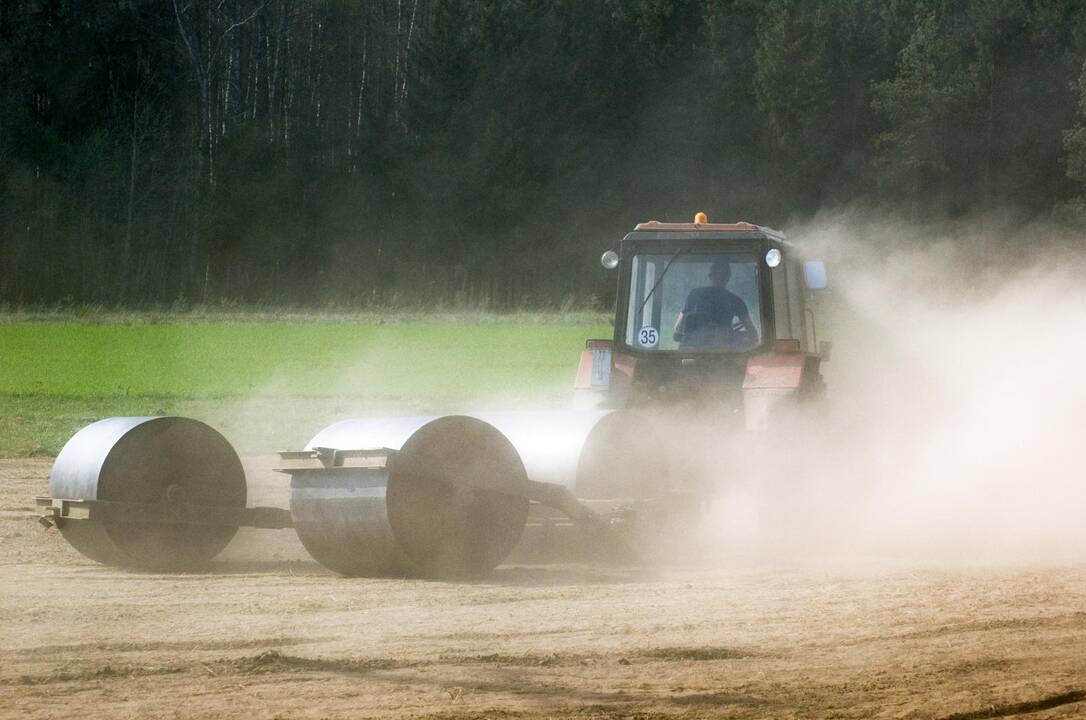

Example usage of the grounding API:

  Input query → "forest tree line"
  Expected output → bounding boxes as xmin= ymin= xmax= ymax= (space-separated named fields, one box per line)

xmin=3 ymin=0 xmax=1086 ymax=308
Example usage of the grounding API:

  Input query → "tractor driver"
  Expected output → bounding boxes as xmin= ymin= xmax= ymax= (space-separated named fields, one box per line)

xmin=673 ymin=258 xmax=759 ymax=350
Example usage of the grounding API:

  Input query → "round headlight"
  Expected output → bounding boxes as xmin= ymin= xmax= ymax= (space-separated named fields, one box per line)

xmin=765 ymin=248 xmax=782 ymax=268
xmin=601 ymin=250 xmax=619 ymax=270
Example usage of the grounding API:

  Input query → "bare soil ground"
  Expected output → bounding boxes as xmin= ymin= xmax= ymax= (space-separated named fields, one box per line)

xmin=2 ymin=457 xmax=1085 ymax=719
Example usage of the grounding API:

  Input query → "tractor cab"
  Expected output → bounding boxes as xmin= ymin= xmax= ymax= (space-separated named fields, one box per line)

xmin=576 ymin=215 xmax=829 ymax=426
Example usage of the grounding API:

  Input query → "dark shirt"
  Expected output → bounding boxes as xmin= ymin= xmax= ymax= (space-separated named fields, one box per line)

xmin=679 ymin=286 xmax=757 ymax=348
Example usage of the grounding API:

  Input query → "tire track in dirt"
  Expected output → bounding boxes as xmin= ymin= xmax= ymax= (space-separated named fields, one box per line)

xmin=4 ymin=635 xmax=335 ymax=658
xmin=937 ymin=690 xmax=1086 ymax=719
xmin=6 ymin=650 xmax=411 ymax=687
xmin=835 ymin=611 xmax=1086 ymax=647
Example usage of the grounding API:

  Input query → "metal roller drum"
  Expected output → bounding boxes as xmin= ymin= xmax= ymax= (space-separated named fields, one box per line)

xmin=386 ymin=415 xmax=530 ymax=578
xmin=288 ymin=416 xmax=433 ymax=578
xmin=288 ymin=415 xmax=530 ymax=579
xmin=471 ymin=410 xmax=667 ymax=499
xmin=48 ymin=416 xmax=246 ymax=570
xmin=286 ymin=409 xmax=665 ymax=578
xmin=472 ymin=410 xmax=670 ymax=562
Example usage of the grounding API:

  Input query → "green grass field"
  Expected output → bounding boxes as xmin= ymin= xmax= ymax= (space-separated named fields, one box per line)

xmin=0 ymin=319 xmax=611 ymax=456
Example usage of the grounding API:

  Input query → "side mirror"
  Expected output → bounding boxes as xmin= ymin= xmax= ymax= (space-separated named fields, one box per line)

xmin=804 ymin=260 xmax=827 ymax=289
xmin=601 ymin=250 xmax=619 ymax=270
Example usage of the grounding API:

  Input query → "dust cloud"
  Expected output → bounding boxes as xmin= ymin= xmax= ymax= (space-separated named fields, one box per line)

xmin=221 ymin=211 xmax=1086 ymax=570
xmin=700 ymin=211 xmax=1086 ymax=565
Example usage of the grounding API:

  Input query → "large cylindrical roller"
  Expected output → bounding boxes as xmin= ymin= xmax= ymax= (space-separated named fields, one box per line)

xmin=48 ymin=416 xmax=246 ymax=570
xmin=289 ymin=415 xmax=529 ymax=579
xmin=387 ymin=415 xmax=530 ymax=579
xmin=472 ymin=410 xmax=668 ymax=499
xmin=288 ymin=416 xmax=434 ymax=577
xmin=287 ymin=409 xmax=665 ymax=578
xmin=473 ymin=410 xmax=670 ymax=563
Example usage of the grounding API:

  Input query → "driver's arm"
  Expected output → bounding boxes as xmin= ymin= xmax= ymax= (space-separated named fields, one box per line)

xmin=736 ymin=304 xmax=759 ymax=346
xmin=673 ymin=312 xmax=686 ymax=341
xmin=674 ymin=289 xmax=698 ymax=341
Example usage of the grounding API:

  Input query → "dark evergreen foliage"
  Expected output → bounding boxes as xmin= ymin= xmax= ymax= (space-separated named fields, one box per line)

xmin=2 ymin=0 xmax=1085 ymax=307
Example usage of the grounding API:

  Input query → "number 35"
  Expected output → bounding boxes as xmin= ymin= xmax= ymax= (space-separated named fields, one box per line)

xmin=638 ymin=327 xmax=659 ymax=347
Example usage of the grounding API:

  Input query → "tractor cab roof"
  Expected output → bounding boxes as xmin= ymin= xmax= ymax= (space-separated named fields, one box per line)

xmin=625 ymin=217 xmax=793 ymax=248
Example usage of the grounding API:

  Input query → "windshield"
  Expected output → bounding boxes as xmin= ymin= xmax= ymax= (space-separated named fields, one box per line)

xmin=624 ymin=253 xmax=763 ymax=352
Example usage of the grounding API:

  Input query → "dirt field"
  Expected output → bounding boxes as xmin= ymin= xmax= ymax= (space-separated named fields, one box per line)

xmin=2 ymin=457 xmax=1085 ymax=720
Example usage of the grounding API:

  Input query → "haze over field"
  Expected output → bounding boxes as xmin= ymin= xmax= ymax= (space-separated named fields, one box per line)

xmin=710 ymin=214 xmax=1086 ymax=563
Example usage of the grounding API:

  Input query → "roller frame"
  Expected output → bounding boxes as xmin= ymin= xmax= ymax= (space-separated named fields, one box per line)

xmin=36 ymin=496 xmax=292 ymax=530
xmin=42 ymin=411 xmax=673 ymax=576
xmin=277 ymin=452 xmax=611 ymax=523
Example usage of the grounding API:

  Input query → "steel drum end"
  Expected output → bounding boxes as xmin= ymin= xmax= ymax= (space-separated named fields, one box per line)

xmin=48 ymin=416 xmax=246 ymax=571
xmin=387 ymin=416 xmax=530 ymax=580
xmin=576 ymin=411 xmax=668 ymax=500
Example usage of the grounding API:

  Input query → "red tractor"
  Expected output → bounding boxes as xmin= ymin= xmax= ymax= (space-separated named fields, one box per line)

xmin=576 ymin=214 xmax=829 ymax=426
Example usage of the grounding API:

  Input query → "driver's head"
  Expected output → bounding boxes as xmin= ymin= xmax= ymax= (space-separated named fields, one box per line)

xmin=709 ymin=258 xmax=732 ymax=286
